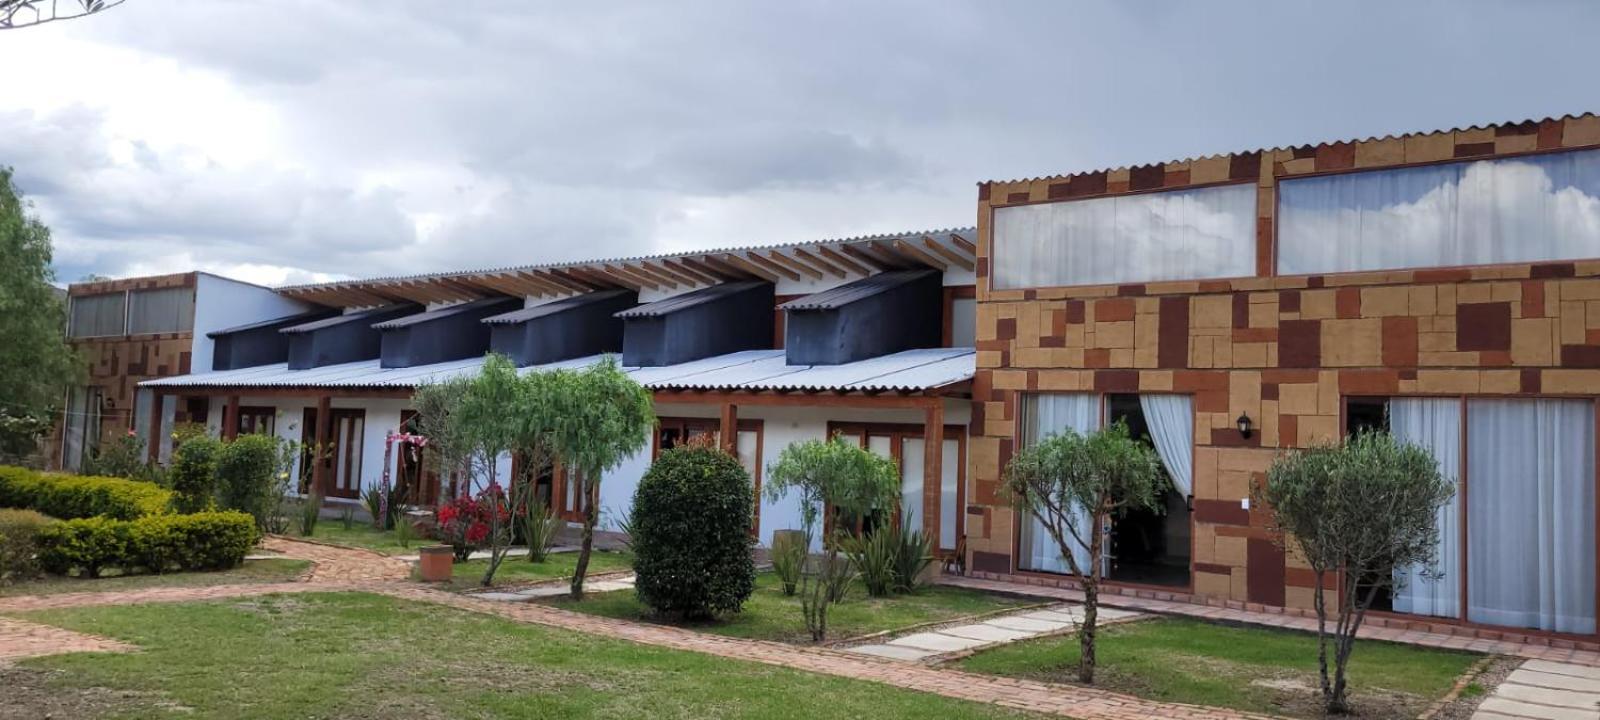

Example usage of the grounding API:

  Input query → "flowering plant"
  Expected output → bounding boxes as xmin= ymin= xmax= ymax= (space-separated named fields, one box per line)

xmin=435 ymin=495 xmax=491 ymax=562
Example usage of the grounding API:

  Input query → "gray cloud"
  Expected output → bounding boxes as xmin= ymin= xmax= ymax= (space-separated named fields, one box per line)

xmin=1 ymin=0 xmax=1597 ymax=286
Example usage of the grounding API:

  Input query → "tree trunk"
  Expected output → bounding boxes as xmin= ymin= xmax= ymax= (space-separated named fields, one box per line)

xmin=1078 ymin=508 xmax=1105 ymax=685
xmin=569 ymin=478 xmax=597 ymax=599
xmin=1314 ymin=569 xmax=1337 ymax=713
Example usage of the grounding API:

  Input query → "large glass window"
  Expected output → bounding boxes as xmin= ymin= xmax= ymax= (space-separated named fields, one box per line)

xmin=991 ymin=183 xmax=1257 ymax=290
xmin=126 ymin=287 xmax=195 ymax=335
xmin=1279 ymin=148 xmax=1600 ymax=275
xmin=68 ymin=292 xmax=125 ymax=337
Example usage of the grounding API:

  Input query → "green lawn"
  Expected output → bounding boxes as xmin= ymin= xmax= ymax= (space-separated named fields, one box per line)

xmin=9 ymin=592 xmax=1037 ymax=719
xmin=0 ymin=559 xmax=310 ymax=597
xmin=299 ymin=523 xmax=417 ymax=555
xmin=958 ymin=616 xmax=1480 ymax=718
xmin=444 ymin=550 xmax=633 ymax=590
xmin=542 ymin=572 xmax=1032 ymax=644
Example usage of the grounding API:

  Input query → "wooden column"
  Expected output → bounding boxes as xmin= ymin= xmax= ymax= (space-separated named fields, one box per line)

xmin=146 ymin=391 xmax=164 ymax=464
xmin=719 ymin=402 xmax=738 ymax=455
xmin=222 ymin=395 xmax=241 ymax=440
xmin=312 ymin=395 xmax=332 ymax=496
xmin=923 ymin=400 xmax=945 ymax=549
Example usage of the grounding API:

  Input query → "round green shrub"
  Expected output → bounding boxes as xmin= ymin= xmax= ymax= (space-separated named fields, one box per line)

xmin=0 ymin=508 xmax=53 ymax=585
xmin=630 ymin=444 xmax=755 ymax=619
xmin=169 ymin=436 xmax=221 ymax=514
xmin=216 ymin=434 xmax=279 ymax=529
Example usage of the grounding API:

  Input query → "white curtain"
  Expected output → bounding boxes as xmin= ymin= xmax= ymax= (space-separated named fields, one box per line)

xmin=900 ymin=438 xmax=925 ymax=534
xmin=1390 ymin=398 xmax=1463 ymax=619
xmin=1019 ymin=394 xmax=1100 ymax=574
xmin=1467 ymin=399 xmax=1596 ymax=634
xmin=127 ymin=287 xmax=195 ymax=335
xmin=69 ymin=292 xmax=125 ymax=338
xmin=939 ymin=438 xmax=960 ymax=550
xmin=1138 ymin=395 xmax=1193 ymax=498
xmin=991 ymin=183 xmax=1256 ymax=290
xmin=1279 ymin=148 xmax=1600 ymax=275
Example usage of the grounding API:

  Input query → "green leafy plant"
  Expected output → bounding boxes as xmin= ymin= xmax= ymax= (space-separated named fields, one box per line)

xmin=630 ymin=443 xmax=756 ymax=620
xmin=1258 ymin=431 xmax=1454 ymax=715
xmin=890 ymin=515 xmax=935 ymax=593
xmin=770 ymin=531 xmax=804 ymax=596
xmin=521 ymin=495 xmax=562 ymax=563
xmin=81 ymin=431 xmax=162 ymax=485
xmin=361 ymin=481 xmax=410 ymax=531
xmin=299 ymin=492 xmax=322 ymax=536
xmin=0 ymin=508 xmax=52 ymax=584
xmin=765 ymin=436 xmax=899 ymax=641
xmin=1003 ymin=421 xmax=1166 ymax=684
xmin=34 ymin=515 xmax=128 ymax=577
xmin=339 ymin=507 xmax=355 ymax=531
xmin=0 ymin=465 xmax=170 ymax=519
xmin=841 ymin=528 xmax=897 ymax=598
xmin=216 ymin=433 xmax=278 ymax=531
xmin=264 ymin=431 xmax=301 ymax=535
xmin=168 ymin=436 xmax=221 ymax=514
xmin=395 ymin=514 xmax=415 ymax=549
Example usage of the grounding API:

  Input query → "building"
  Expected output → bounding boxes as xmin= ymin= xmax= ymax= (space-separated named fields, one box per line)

xmin=54 ymin=272 xmax=313 ymax=471
xmin=139 ymin=229 xmax=980 ymax=551
xmin=967 ymin=114 xmax=1600 ymax=642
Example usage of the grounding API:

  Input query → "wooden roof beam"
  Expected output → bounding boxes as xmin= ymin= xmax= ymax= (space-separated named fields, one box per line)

xmin=665 ymin=258 xmax=722 ymax=285
xmin=816 ymin=245 xmax=872 ymax=276
xmin=718 ymin=254 xmax=779 ymax=282
xmin=604 ymin=264 xmax=663 ymax=290
xmin=542 ymin=269 xmax=597 ymax=293
xmin=861 ymin=241 xmax=916 ymax=269
xmin=570 ymin=266 xmax=635 ymax=290
xmin=741 ymin=252 xmax=799 ymax=282
xmin=696 ymin=255 xmax=757 ymax=281
xmin=950 ymin=232 xmax=976 ymax=254
xmin=791 ymin=247 xmax=848 ymax=278
xmin=923 ymin=235 xmax=975 ymax=271
xmin=516 ymin=271 xmax=571 ymax=296
xmin=893 ymin=238 xmax=948 ymax=271
xmin=639 ymin=260 xmax=698 ymax=287
xmin=761 ymin=250 xmax=821 ymax=280
xmin=838 ymin=243 xmax=890 ymax=273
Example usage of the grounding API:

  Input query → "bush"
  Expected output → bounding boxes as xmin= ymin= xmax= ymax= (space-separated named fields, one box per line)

xmin=435 ymin=494 xmax=493 ymax=562
xmin=889 ymin=515 xmax=934 ymax=593
xmin=361 ymin=481 xmax=409 ymax=531
xmin=216 ymin=434 xmax=279 ymax=530
xmin=82 ymin=432 xmax=164 ymax=486
xmin=169 ymin=436 xmax=221 ymax=514
xmin=0 ymin=508 xmax=53 ymax=585
xmin=841 ymin=528 xmax=897 ymax=597
xmin=0 ymin=465 xmax=170 ymax=520
xmin=36 ymin=511 xmax=256 ymax=577
xmin=520 ymin=497 xmax=562 ymax=563
xmin=631 ymin=445 xmax=755 ymax=619
xmin=770 ymin=531 xmax=804 ymax=596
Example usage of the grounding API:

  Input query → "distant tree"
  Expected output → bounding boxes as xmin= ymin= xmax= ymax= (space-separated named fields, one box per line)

xmin=1002 ymin=422 xmax=1165 ymax=685
xmin=0 ymin=167 xmax=81 ymax=462
xmin=764 ymin=436 xmax=899 ymax=641
xmin=548 ymin=357 xmax=654 ymax=599
xmin=1 ymin=0 xmax=126 ymax=30
xmin=1259 ymin=432 xmax=1453 ymax=715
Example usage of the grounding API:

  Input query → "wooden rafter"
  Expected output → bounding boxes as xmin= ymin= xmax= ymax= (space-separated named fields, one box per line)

xmin=571 ymin=266 xmax=635 ymax=290
xmin=862 ymin=241 xmax=915 ymax=269
xmin=839 ymin=243 xmax=890 ymax=272
xmin=923 ymin=235 xmax=975 ymax=271
xmin=542 ymin=269 xmax=596 ymax=293
xmin=516 ymin=271 xmax=571 ymax=296
xmin=665 ymin=258 xmax=722 ymax=285
xmin=742 ymin=252 xmax=799 ymax=281
xmin=791 ymin=247 xmax=848 ymax=278
xmin=718 ymin=254 xmax=779 ymax=282
xmin=950 ymin=232 xmax=976 ymax=254
xmin=816 ymin=245 xmax=871 ymax=276
xmin=893 ymin=238 xmax=947 ymax=271
xmin=605 ymin=263 xmax=664 ymax=290
xmin=640 ymin=260 xmax=698 ymax=287
xmin=696 ymin=255 xmax=756 ymax=281
xmin=762 ymin=250 xmax=821 ymax=280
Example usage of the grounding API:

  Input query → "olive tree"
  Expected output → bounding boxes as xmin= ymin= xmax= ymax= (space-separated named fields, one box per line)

xmin=548 ymin=357 xmax=654 ymax=599
xmin=1002 ymin=421 xmax=1165 ymax=684
xmin=1259 ymin=431 xmax=1453 ymax=715
xmin=765 ymin=436 xmax=898 ymax=641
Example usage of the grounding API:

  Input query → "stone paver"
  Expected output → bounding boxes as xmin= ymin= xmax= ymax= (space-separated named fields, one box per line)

xmin=1472 ymin=660 xmax=1600 ymax=719
xmin=848 ymin=643 xmax=938 ymax=661
xmin=985 ymin=616 xmax=1071 ymax=634
xmin=888 ymin=631 xmax=991 ymax=653
xmin=260 ymin=536 xmax=412 ymax=582
xmin=942 ymin=575 xmax=1600 ymax=667
xmin=0 ymin=617 xmax=133 ymax=664
xmin=940 ymin=623 xmax=1035 ymax=643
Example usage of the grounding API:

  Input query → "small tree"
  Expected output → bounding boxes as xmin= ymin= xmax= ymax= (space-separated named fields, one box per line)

xmin=216 ymin=433 xmax=279 ymax=531
xmin=168 ymin=435 xmax=222 ymax=514
xmin=765 ymin=436 xmax=898 ymax=641
xmin=1259 ymin=431 xmax=1453 ymax=715
xmin=631 ymin=442 xmax=756 ymax=619
xmin=549 ymin=357 xmax=654 ymax=599
xmin=1002 ymin=421 xmax=1164 ymax=684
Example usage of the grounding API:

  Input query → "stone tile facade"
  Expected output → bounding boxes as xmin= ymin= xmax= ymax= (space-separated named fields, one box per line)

xmin=967 ymin=114 xmax=1600 ymax=615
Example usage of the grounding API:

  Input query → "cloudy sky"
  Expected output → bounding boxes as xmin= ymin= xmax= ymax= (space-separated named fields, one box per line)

xmin=2 ymin=0 xmax=1596 ymax=287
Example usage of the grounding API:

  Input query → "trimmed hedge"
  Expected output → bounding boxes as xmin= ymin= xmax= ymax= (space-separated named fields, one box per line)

xmin=0 ymin=508 xmax=53 ymax=585
xmin=630 ymin=444 xmax=756 ymax=619
xmin=0 ymin=466 xmax=171 ymax=520
xmin=36 ymin=511 xmax=256 ymax=578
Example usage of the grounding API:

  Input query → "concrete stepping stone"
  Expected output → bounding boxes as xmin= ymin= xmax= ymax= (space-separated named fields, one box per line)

xmin=1495 ymin=682 xmax=1600 ymax=710
xmin=850 ymin=644 xmax=938 ymax=661
xmin=1525 ymin=660 xmax=1600 ymax=682
xmin=475 ymin=592 xmax=533 ymax=602
xmin=1510 ymin=668 xmax=1600 ymax=694
xmin=984 ymin=616 xmax=1070 ymax=634
xmin=1017 ymin=610 xmax=1080 ymax=625
xmin=1475 ymin=696 xmax=1598 ymax=720
xmin=940 ymin=624 xmax=1036 ymax=643
xmin=887 ymin=632 xmax=991 ymax=653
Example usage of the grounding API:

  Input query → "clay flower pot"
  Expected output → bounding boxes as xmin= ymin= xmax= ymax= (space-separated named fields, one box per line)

xmin=418 ymin=545 xmax=455 ymax=582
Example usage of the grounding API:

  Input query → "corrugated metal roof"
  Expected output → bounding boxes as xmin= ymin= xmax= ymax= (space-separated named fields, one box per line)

xmin=777 ymin=270 xmax=937 ymax=311
xmin=614 ymin=281 xmax=766 ymax=319
xmin=280 ymin=305 xmax=417 ymax=334
xmin=205 ymin=310 xmax=336 ymax=338
xmin=371 ymin=297 xmax=520 ymax=329
xmin=482 ymin=289 xmax=633 ymax=325
xmin=141 ymin=347 xmax=975 ymax=393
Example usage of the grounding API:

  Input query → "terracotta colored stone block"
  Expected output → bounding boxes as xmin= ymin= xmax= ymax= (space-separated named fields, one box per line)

xmin=1339 ymin=369 xmax=1400 ymax=395
xmin=1172 ymin=369 xmax=1230 ymax=391
xmin=1522 ymin=280 xmax=1546 ymax=318
xmin=1320 ymin=318 xmax=1383 ymax=367
xmin=1093 ymin=298 xmax=1136 ymax=323
xmin=1561 ymin=345 xmax=1600 ymax=368
xmin=1278 ymin=319 xmax=1322 ymax=368
xmin=1335 ymin=287 xmax=1361 ymax=319
xmin=1456 ymin=302 xmax=1512 ymax=351
xmin=1382 ymin=316 xmax=1419 ymax=367
xmin=1084 ymin=348 xmax=1111 ymax=368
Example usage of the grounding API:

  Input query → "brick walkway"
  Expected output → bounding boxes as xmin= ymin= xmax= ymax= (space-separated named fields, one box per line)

xmin=259 ymin=535 xmax=413 ymax=582
xmin=940 ymin=576 xmax=1600 ymax=667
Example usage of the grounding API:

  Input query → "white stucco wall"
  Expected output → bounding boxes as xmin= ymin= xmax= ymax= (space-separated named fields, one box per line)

xmin=191 ymin=274 xmax=315 ymax=374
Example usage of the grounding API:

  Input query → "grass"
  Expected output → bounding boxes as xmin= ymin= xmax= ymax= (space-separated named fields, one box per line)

xmin=542 ymin=571 xmax=1032 ymax=644
xmin=443 ymin=550 xmax=633 ymax=590
xmin=9 ymin=592 xmax=1038 ymax=719
xmin=0 ymin=559 xmax=311 ymax=597
xmin=958 ymin=616 xmax=1481 ymax=718
xmin=302 ymin=523 xmax=417 ymax=555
